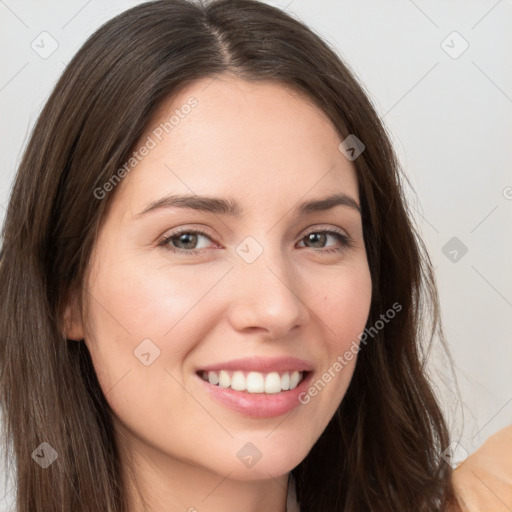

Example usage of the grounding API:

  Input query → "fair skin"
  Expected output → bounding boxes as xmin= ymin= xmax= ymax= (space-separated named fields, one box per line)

xmin=65 ymin=75 xmax=372 ymax=512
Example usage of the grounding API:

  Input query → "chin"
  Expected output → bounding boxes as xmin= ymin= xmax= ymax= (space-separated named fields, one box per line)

xmin=208 ymin=435 xmax=311 ymax=481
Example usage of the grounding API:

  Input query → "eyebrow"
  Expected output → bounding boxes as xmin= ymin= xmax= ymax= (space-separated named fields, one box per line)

xmin=135 ymin=192 xmax=361 ymax=219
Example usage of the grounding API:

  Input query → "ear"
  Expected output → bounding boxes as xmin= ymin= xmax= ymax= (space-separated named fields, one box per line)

xmin=62 ymin=288 xmax=85 ymax=341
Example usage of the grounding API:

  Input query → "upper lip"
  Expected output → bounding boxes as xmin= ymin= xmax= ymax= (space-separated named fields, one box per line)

xmin=197 ymin=356 xmax=314 ymax=374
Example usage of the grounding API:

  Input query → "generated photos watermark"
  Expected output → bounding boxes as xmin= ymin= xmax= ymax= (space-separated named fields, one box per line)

xmin=298 ymin=302 xmax=402 ymax=404
xmin=93 ymin=96 xmax=198 ymax=200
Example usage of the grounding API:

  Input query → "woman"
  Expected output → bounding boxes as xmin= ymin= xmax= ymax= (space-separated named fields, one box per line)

xmin=0 ymin=0 xmax=508 ymax=511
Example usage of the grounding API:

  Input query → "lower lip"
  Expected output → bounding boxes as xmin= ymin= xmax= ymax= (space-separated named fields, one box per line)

xmin=196 ymin=372 xmax=313 ymax=418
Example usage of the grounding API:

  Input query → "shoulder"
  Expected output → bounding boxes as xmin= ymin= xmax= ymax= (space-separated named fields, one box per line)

xmin=450 ymin=424 xmax=512 ymax=512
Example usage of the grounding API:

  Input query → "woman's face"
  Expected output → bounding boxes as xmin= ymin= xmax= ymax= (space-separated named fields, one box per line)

xmin=68 ymin=76 xmax=372 ymax=482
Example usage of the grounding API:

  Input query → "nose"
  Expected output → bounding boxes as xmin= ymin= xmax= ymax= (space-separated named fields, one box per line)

xmin=226 ymin=245 xmax=310 ymax=340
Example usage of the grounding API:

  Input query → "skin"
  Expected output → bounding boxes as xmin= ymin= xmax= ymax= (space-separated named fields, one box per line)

xmin=65 ymin=75 xmax=372 ymax=512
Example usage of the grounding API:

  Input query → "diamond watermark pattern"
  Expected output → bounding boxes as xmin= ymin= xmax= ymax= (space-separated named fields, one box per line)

xmin=441 ymin=441 xmax=469 ymax=468
xmin=235 ymin=236 xmax=264 ymax=264
xmin=134 ymin=338 xmax=161 ymax=366
xmin=338 ymin=134 xmax=365 ymax=161
xmin=441 ymin=31 xmax=469 ymax=60
xmin=31 ymin=32 xmax=59 ymax=59
xmin=236 ymin=442 xmax=262 ymax=468
xmin=442 ymin=237 xmax=468 ymax=263
xmin=31 ymin=442 xmax=58 ymax=468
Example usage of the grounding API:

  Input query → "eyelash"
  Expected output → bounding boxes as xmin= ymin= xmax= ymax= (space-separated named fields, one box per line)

xmin=157 ymin=227 xmax=353 ymax=255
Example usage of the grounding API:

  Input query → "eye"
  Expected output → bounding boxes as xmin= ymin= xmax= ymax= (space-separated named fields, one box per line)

xmin=158 ymin=228 xmax=215 ymax=254
xmin=297 ymin=229 xmax=353 ymax=254
xmin=158 ymin=227 xmax=354 ymax=255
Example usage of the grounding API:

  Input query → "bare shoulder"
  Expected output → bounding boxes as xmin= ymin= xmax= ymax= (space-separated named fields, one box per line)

xmin=451 ymin=425 xmax=512 ymax=512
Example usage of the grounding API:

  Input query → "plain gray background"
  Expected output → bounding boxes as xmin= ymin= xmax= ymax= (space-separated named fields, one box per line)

xmin=1 ymin=0 xmax=511 ymax=509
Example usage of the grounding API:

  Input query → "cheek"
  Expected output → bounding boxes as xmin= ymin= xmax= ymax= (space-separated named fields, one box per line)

xmin=81 ymin=259 xmax=228 ymax=444
xmin=81 ymin=255 xmax=231 ymax=401
xmin=313 ymin=262 xmax=372 ymax=352
xmin=86 ymin=256 xmax=231 ymax=350
xmin=300 ymin=262 xmax=372 ymax=414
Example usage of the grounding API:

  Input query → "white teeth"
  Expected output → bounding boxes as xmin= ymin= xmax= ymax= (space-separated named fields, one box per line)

xmin=264 ymin=372 xmax=281 ymax=394
xmin=218 ymin=370 xmax=230 ymax=388
xmin=281 ymin=372 xmax=290 ymax=390
xmin=246 ymin=372 xmax=264 ymax=393
xmin=200 ymin=370 xmax=305 ymax=393
xmin=207 ymin=371 xmax=219 ymax=385
xmin=289 ymin=370 xmax=300 ymax=390
xmin=231 ymin=371 xmax=246 ymax=391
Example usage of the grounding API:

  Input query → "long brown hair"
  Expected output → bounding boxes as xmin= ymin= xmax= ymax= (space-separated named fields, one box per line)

xmin=0 ymin=0 xmax=457 ymax=510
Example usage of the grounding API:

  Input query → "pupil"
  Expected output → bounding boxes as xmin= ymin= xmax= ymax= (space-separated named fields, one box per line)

xmin=308 ymin=233 xmax=326 ymax=248
xmin=179 ymin=233 xmax=197 ymax=249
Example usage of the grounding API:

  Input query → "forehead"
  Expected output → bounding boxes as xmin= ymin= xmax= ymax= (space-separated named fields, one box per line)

xmin=113 ymin=75 xmax=358 ymax=216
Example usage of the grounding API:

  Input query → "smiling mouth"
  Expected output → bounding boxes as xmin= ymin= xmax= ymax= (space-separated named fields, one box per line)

xmin=196 ymin=369 xmax=309 ymax=394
